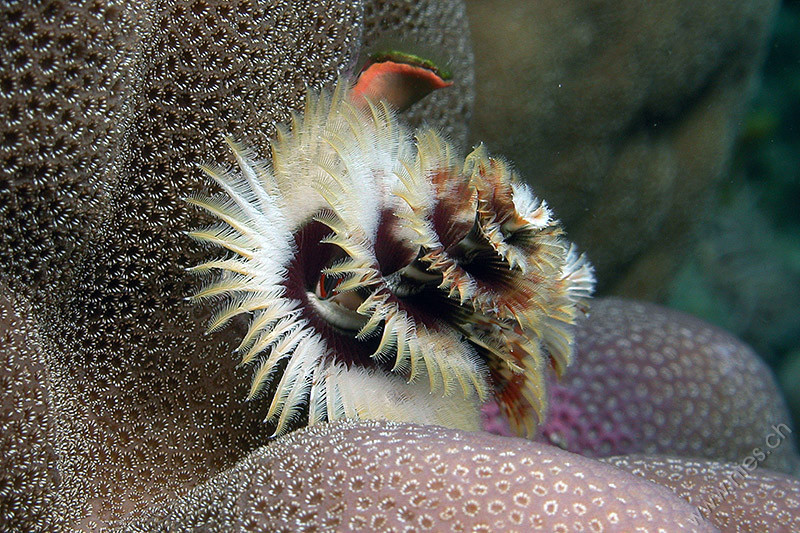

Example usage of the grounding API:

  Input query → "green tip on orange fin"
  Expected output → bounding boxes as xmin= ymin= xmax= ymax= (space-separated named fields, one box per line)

xmin=351 ymin=50 xmax=453 ymax=112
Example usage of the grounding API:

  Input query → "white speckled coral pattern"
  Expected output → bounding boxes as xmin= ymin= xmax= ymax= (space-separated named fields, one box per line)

xmin=603 ymin=455 xmax=800 ymax=532
xmin=128 ymin=420 xmax=718 ymax=532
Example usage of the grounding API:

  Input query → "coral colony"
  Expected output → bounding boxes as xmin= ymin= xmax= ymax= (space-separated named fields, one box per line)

xmin=188 ymin=78 xmax=594 ymax=438
xmin=7 ymin=2 xmax=800 ymax=530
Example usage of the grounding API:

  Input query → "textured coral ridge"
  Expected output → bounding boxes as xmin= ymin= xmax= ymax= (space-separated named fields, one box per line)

xmin=189 ymin=81 xmax=595 ymax=438
xmin=125 ymin=420 xmax=718 ymax=532
xmin=603 ymin=455 xmax=800 ymax=533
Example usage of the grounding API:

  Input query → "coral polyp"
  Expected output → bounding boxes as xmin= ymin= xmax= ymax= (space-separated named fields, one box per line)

xmin=188 ymin=81 xmax=594 ymax=437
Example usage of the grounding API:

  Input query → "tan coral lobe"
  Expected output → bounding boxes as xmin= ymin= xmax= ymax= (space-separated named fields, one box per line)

xmin=189 ymin=80 xmax=594 ymax=437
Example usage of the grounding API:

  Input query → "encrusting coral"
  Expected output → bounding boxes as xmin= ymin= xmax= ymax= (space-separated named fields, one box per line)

xmin=2 ymin=0 xmax=799 ymax=531
xmin=0 ymin=0 xmax=476 ymax=528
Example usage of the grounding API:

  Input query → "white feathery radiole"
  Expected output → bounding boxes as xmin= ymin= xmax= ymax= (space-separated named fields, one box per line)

xmin=188 ymin=79 xmax=595 ymax=437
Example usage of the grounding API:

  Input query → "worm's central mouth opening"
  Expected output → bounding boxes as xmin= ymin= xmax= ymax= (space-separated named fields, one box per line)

xmin=290 ymin=215 xmax=370 ymax=338
xmin=307 ymin=273 xmax=368 ymax=333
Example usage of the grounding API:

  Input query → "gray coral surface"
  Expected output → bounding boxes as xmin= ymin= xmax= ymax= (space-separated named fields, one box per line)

xmin=0 ymin=0 xmax=474 ymax=528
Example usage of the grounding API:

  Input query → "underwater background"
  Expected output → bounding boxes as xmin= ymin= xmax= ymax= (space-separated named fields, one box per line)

xmin=667 ymin=0 xmax=800 ymax=431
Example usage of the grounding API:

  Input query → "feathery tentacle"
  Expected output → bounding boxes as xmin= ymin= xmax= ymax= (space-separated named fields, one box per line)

xmin=189 ymin=80 xmax=595 ymax=437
